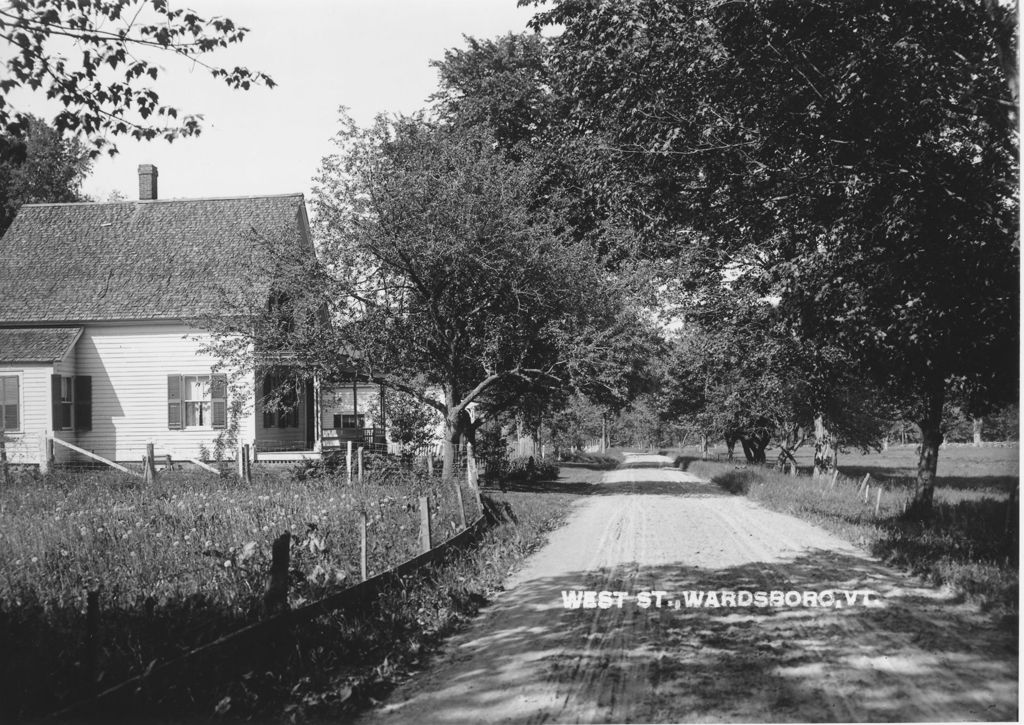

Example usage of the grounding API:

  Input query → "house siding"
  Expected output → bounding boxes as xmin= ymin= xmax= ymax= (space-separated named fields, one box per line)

xmin=73 ymin=323 xmax=255 ymax=463
xmin=0 ymin=363 xmax=52 ymax=464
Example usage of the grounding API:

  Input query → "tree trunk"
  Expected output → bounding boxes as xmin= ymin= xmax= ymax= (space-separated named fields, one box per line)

xmin=700 ymin=433 xmax=708 ymax=460
xmin=972 ymin=417 xmax=983 ymax=447
xmin=812 ymin=416 xmax=836 ymax=478
xmin=725 ymin=432 xmax=737 ymax=461
xmin=913 ymin=388 xmax=945 ymax=512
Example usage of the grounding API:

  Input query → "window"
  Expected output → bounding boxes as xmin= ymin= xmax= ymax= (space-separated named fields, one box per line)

xmin=261 ymin=370 xmax=299 ymax=429
xmin=51 ymin=375 xmax=91 ymax=431
xmin=0 ymin=375 xmax=19 ymax=431
xmin=59 ymin=377 xmax=73 ymax=429
xmin=168 ymin=373 xmax=227 ymax=430
xmin=183 ymin=375 xmax=211 ymax=428
xmin=334 ymin=413 xmax=364 ymax=429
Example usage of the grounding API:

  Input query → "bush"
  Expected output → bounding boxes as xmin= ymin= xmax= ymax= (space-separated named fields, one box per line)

xmin=504 ymin=456 xmax=559 ymax=484
xmin=557 ymin=451 xmax=620 ymax=469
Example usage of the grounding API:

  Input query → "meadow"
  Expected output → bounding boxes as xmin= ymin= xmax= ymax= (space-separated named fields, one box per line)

xmin=0 ymin=462 xmax=485 ymax=720
xmin=680 ymin=443 xmax=1018 ymax=617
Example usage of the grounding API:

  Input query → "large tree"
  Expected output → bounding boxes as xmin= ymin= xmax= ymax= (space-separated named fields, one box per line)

xmin=0 ymin=0 xmax=273 ymax=157
xmin=0 ymin=114 xmax=91 ymax=235
xmin=529 ymin=0 xmax=1018 ymax=509
xmin=309 ymin=115 xmax=642 ymax=479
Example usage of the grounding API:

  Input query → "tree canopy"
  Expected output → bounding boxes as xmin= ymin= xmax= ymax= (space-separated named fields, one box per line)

xmin=0 ymin=114 xmax=91 ymax=235
xmin=0 ymin=0 xmax=273 ymax=157
xmin=305 ymin=114 xmax=648 ymax=478
xmin=527 ymin=0 xmax=1019 ymax=506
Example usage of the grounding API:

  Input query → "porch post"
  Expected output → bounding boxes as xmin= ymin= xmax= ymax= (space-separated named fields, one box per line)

xmin=313 ymin=375 xmax=322 ymax=453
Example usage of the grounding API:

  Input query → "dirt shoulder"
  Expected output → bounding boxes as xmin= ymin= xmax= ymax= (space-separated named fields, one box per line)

xmin=357 ymin=454 xmax=1018 ymax=723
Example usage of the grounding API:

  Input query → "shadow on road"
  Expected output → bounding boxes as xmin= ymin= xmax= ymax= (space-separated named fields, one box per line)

xmin=376 ymin=550 xmax=1018 ymax=723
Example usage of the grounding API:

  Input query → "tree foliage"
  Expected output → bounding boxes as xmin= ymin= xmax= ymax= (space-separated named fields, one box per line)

xmin=0 ymin=0 xmax=273 ymax=157
xmin=0 ymin=114 xmax=91 ymax=235
xmin=528 ymin=0 xmax=1018 ymax=507
xmin=309 ymin=114 xmax=644 ymax=478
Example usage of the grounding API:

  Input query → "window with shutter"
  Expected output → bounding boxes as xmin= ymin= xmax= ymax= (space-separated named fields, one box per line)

xmin=51 ymin=375 xmax=92 ymax=431
xmin=0 ymin=375 xmax=19 ymax=431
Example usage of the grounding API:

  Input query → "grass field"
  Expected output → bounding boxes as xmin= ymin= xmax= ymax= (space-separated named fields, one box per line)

xmin=679 ymin=443 xmax=1018 ymax=619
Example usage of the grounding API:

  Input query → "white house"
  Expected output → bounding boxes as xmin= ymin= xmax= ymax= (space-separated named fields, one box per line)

xmin=0 ymin=165 xmax=385 ymax=468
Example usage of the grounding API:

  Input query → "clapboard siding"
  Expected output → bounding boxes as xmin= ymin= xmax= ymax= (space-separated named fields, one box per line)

xmin=0 ymin=364 xmax=49 ymax=463
xmin=74 ymin=323 xmax=255 ymax=462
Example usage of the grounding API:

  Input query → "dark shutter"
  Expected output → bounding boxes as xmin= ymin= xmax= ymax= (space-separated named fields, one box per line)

xmin=211 ymin=373 xmax=228 ymax=430
xmin=52 ymin=374 xmax=63 ymax=431
xmin=74 ymin=376 xmax=92 ymax=431
xmin=168 ymin=375 xmax=183 ymax=430
xmin=2 ymin=376 xmax=18 ymax=430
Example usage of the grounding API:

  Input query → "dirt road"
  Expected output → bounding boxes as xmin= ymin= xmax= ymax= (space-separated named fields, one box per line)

xmin=360 ymin=453 xmax=1018 ymax=723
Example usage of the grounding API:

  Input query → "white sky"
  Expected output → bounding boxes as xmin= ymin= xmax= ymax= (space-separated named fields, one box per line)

xmin=18 ymin=1 xmax=541 ymax=201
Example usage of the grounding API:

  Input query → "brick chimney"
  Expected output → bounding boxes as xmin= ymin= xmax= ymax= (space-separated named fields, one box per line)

xmin=138 ymin=164 xmax=158 ymax=200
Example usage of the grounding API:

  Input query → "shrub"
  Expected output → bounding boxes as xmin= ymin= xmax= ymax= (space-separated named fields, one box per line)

xmin=557 ymin=451 xmax=620 ymax=469
xmin=504 ymin=456 xmax=559 ymax=484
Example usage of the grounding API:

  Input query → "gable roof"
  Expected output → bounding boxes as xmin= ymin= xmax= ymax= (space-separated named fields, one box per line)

xmin=0 ymin=327 xmax=82 ymax=363
xmin=0 ymin=194 xmax=312 ymax=323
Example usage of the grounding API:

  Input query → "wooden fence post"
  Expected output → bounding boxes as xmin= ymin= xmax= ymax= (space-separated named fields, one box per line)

xmin=864 ymin=484 xmax=870 ymax=503
xmin=874 ymin=487 xmax=882 ymax=516
xmin=263 ymin=532 xmax=291 ymax=616
xmin=0 ymin=427 xmax=10 ymax=486
xmin=418 ymin=496 xmax=431 ymax=554
xmin=346 ymin=441 xmax=353 ymax=484
xmin=830 ymin=469 xmax=839 ymax=490
xmin=360 ymin=513 xmax=368 ymax=581
xmin=358 ymin=446 xmax=364 ymax=485
xmin=860 ymin=473 xmax=871 ymax=493
xmin=241 ymin=444 xmax=252 ymax=484
xmin=85 ymin=589 xmax=100 ymax=692
xmin=143 ymin=443 xmax=157 ymax=483
xmin=453 ymin=480 xmax=467 ymax=531
xmin=466 ymin=442 xmax=478 ymax=489
xmin=41 ymin=435 xmax=53 ymax=475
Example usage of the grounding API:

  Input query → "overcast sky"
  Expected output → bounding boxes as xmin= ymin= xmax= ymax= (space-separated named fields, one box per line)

xmin=48 ymin=1 xmax=540 ymax=201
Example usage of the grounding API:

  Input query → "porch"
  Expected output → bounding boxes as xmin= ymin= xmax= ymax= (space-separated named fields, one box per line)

xmin=253 ymin=373 xmax=390 ymax=462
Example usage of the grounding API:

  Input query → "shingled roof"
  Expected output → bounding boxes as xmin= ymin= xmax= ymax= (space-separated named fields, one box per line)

xmin=0 ymin=327 xmax=82 ymax=363
xmin=0 ymin=194 xmax=312 ymax=323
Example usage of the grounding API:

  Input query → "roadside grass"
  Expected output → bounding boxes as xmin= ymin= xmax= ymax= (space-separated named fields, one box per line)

xmin=0 ymin=465 xmax=479 ymax=720
xmin=685 ymin=459 xmax=1018 ymax=617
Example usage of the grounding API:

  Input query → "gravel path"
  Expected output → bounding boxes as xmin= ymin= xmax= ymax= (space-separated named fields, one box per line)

xmin=358 ymin=453 xmax=1017 ymax=723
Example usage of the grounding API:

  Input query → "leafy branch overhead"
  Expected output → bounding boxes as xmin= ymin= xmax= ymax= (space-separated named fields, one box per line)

xmin=0 ymin=0 xmax=274 ymax=157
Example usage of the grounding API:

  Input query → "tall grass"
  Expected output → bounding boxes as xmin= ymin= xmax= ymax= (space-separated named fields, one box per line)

xmin=0 ymin=465 xmax=481 ymax=720
xmin=687 ymin=461 xmax=1018 ymax=615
